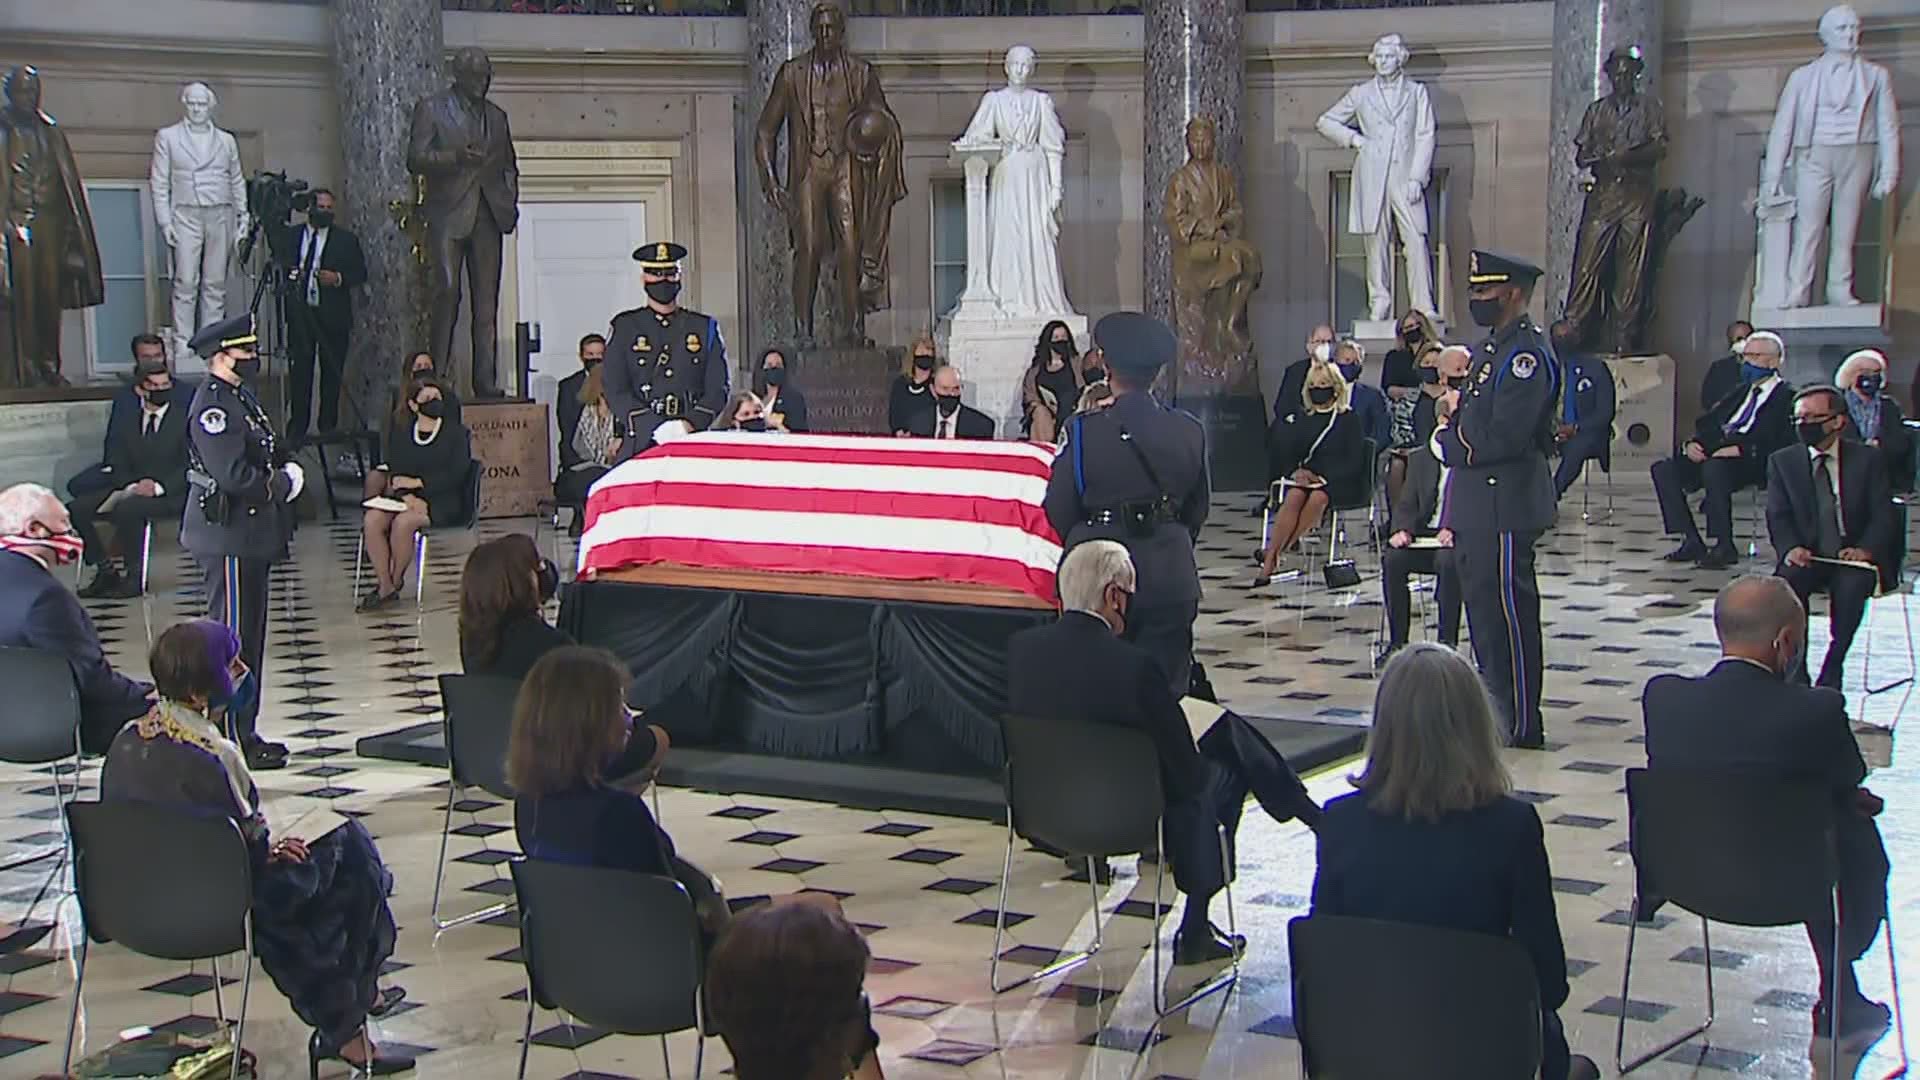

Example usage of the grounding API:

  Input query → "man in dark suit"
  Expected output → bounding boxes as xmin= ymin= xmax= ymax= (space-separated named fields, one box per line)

xmin=1651 ymin=330 xmax=1795 ymax=569
xmin=1699 ymin=319 xmax=1752 ymax=414
xmin=67 ymin=358 xmax=190 ymax=598
xmin=0 ymin=484 xmax=152 ymax=753
xmin=1766 ymin=386 xmax=1898 ymax=688
xmin=1378 ymin=396 xmax=1461 ymax=665
xmin=407 ymin=46 xmax=519 ymax=398
xmin=556 ymin=332 xmax=605 ymax=475
xmin=907 ymin=365 xmax=994 ymax=440
xmin=1642 ymin=575 xmax=1891 ymax=1044
xmin=1270 ymin=323 xmax=1335 ymax=430
xmin=283 ymin=189 xmax=366 ymax=443
xmin=1007 ymin=540 xmax=1319 ymax=964
xmin=68 ymin=334 xmax=176 ymax=500
xmin=1549 ymin=318 xmax=1616 ymax=499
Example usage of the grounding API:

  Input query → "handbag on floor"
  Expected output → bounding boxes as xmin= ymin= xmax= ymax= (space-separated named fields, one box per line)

xmin=72 ymin=1027 xmax=256 ymax=1079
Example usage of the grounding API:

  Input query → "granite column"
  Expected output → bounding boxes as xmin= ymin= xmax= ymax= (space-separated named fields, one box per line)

xmin=744 ymin=0 xmax=813 ymax=364
xmin=1546 ymin=0 xmax=1663 ymax=321
xmin=328 ymin=0 xmax=444 ymax=426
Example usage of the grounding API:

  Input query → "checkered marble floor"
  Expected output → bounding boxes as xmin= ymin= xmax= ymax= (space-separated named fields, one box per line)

xmin=0 ymin=483 xmax=1911 ymax=1078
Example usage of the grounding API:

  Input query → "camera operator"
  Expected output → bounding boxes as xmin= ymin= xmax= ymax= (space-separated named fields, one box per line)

xmin=282 ymin=188 xmax=365 ymax=446
xmin=68 ymin=356 xmax=190 ymax=599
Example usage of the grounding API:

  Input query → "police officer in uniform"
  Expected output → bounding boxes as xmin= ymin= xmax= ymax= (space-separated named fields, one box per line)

xmin=604 ymin=242 xmax=731 ymax=454
xmin=1435 ymin=251 xmax=1559 ymax=749
xmin=1044 ymin=311 xmax=1209 ymax=697
xmin=182 ymin=313 xmax=301 ymax=770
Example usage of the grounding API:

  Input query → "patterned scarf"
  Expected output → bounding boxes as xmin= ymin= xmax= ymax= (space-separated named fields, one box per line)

xmin=1845 ymin=389 xmax=1882 ymax=442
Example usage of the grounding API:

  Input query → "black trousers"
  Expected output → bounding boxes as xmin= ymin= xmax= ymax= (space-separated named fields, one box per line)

xmin=1552 ymin=436 xmax=1606 ymax=498
xmin=1125 ymin=592 xmax=1200 ymax=699
xmin=1779 ymin=561 xmax=1877 ymax=689
xmin=1651 ymin=453 xmax=1755 ymax=548
xmin=67 ymin=492 xmax=183 ymax=582
xmin=1455 ymin=528 xmax=1544 ymax=745
xmin=1381 ymin=544 xmax=1461 ymax=647
xmin=203 ymin=554 xmax=271 ymax=744
xmin=1805 ymin=815 xmax=1891 ymax=1007
xmin=288 ymin=305 xmax=350 ymax=437
xmin=1161 ymin=755 xmax=1246 ymax=901
xmin=554 ymin=465 xmax=610 ymax=512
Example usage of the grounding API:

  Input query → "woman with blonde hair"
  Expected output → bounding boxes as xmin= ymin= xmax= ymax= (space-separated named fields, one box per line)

xmin=1310 ymin=643 xmax=1598 ymax=1080
xmin=1836 ymin=348 xmax=1913 ymax=490
xmin=1256 ymin=361 xmax=1369 ymax=586
xmin=710 ymin=390 xmax=771 ymax=432
xmin=889 ymin=333 xmax=940 ymax=435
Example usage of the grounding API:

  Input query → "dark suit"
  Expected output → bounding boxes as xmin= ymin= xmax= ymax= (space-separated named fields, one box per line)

xmin=1651 ymin=375 xmax=1794 ymax=550
xmin=1552 ymin=351 xmax=1616 ymax=498
xmin=761 ymin=384 xmax=810 ymax=433
xmin=407 ymin=87 xmax=520 ymax=397
xmin=1270 ymin=357 xmax=1311 ymax=426
xmin=283 ymin=224 xmax=367 ymax=437
xmin=1766 ymin=439 xmax=1898 ymax=687
xmin=556 ymin=368 xmax=589 ymax=472
xmin=67 ymin=402 xmax=190 ymax=585
xmin=1381 ymin=444 xmax=1461 ymax=648
xmin=1045 ymin=392 xmax=1209 ymax=695
xmin=1642 ymin=659 xmax=1888 ymax=1008
xmin=907 ymin=403 xmax=994 ymax=440
xmin=1311 ymin=791 xmax=1574 ymax=1080
xmin=1700 ymin=350 xmax=1742 ymax=415
xmin=0 ymin=551 xmax=151 ymax=753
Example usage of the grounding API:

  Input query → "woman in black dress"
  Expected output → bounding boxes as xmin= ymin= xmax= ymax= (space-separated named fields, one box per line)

xmin=1020 ymin=319 xmax=1084 ymax=444
xmin=1382 ymin=312 xmax=1438 ymax=506
xmin=360 ymin=376 xmax=472 ymax=610
xmin=1256 ymin=361 xmax=1369 ymax=586
xmin=756 ymin=346 xmax=810 ymax=433
xmin=889 ymin=334 xmax=939 ymax=436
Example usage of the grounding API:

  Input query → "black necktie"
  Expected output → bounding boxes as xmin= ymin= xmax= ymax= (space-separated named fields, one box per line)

xmin=300 ymin=229 xmax=321 ymax=306
xmin=143 ymin=412 xmax=158 ymax=439
xmin=1812 ymin=454 xmax=1843 ymax=556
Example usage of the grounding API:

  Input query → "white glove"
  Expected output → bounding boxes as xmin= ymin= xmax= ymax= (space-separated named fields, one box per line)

xmin=281 ymin=461 xmax=306 ymax=502
xmin=160 ymin=225 xmax=176 ymax=248
xmin=1350 ymin=133 xmax=1368 ymax=149
xmin=651 ymin=420 xmax=695 ymax=446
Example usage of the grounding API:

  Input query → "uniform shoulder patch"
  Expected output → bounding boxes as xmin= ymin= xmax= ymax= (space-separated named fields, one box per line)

xmin=1511 ymin=352 xmax=1538 ymax=380
xmin=1577 ymin=376 xmax=1593 ymax=392
xmin=199 ymin=407 xmax=228 ymax=435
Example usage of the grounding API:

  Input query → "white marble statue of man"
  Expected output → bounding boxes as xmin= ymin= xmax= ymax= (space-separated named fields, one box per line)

xmin=151 ymin=82 xmax=247 ymax=356
xmin=1763 ymin=4 xmax=1900 ymax=308
xmin=954 ymin=45 xmax=1074 ymax=318
xmin=1315 ymin=33 xmax=1436 ymax=321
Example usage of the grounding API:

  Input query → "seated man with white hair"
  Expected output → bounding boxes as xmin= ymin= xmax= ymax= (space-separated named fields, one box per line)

xmin=0 ymin=484 xmax=153 ymax=753
xmin=1006 ymin=540 xmax=1320 ymax=964
xmin=906 ymin=364 xmax=995 ymax=440
xmin=1836 ymin=347 xmax=1914 ymax=492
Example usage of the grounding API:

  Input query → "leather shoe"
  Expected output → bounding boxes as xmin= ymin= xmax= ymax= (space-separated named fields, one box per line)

xmin=1568 ymin=1054 xmax=1601 ymax=1080
xmin=100 ymin=576 xmax=143 ymax=600
xmin=1173 ymin=922 xmax=1246 ymax=965
xmin=1813 ymin=996 xmax=1891 ymax=1045
xmin=77 ymin=570 xmax=121 ymax=599
xmin=1662 ymin=540 xmax=1706 ymax=562
xmin=244 ymin=740 xmax=289 ymax=771
xmin=1697 ymin=544 xmax=1739 ymax=570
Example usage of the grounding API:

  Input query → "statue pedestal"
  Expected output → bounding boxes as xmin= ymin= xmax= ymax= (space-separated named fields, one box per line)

xmin=945 ymin=142 xmax=1005 ymax=326
xmin=1168 ymin=290 xmax=1265 ymax=491
xmin=936 ymin=311 xmax=1087 ymax=440
xmin=1603 ymin=353 xmax=1677 ymax=473
xmin=800 ymin=345 xmax=898 ymax=435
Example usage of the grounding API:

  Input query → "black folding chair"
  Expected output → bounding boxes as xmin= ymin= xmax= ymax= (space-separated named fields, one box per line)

xmin=431 ymin=674 xmax=520 ymax=931
xmin=509 ymin=858 xmax=706 ymax=1079
xmin=62 ymin=801 xmax=254 ymax=1078
xmin=0 ymin=647 xmax=86 ymax=877
xmin=991 ymin=714 xmax=1237 ymax=1042
xmin=1289 ymin=914 xmax=1543 ymax=1079
xmin=1617 ymin=767 xmax=1907 ymax=1077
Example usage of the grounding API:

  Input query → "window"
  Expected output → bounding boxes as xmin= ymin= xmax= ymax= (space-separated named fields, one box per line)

xmin=60 ymin=182 xmax=170 ymax=385
xmin=931 ymin=177 xmax=967 ymax=321
xmin=1329 ymin=169 xmax=1448 ymax=329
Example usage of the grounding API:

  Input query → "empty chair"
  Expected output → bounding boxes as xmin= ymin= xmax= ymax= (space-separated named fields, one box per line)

xmin=431 ymin=673 xmax=521 ymax=931
xmin=0 ymin=646 xmax=84 ymax=875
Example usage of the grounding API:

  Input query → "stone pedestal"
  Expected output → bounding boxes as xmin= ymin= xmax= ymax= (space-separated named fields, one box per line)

xmin=800 ymin=346 xmax=897 ymax=435
xmin=946 ymin=143 xmax=1004 ymax=325
xmin=936 ymin=312 xmax=1087 ymax=441
xmin=744 ymin=0 xmax=814 ymax=363
xmin=329 ymin=0 xmax=444 ymax=430
xmin=1604 ymin=353 xmax=1676 ymax=472
xmin=1545 ymin=0 xmax=1663 ymax=319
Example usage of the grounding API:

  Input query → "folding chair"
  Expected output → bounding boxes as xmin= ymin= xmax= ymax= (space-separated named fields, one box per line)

xmin=430 ymin=674 xmax=521 ymax=931
xmin=0 ymin=647 xmax=85 ymax=878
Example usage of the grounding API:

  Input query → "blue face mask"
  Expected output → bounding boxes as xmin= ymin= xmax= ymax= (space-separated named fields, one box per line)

xmin=1741 ymin=361 xmax=1773 ymax=383
xmin=212 ymin=668 xmax=257 ymax=732
xmin=1857 ymin=374 xmax=1883 ymax=396
xmin=1338 ymin=363 xmax=1362 ymax=383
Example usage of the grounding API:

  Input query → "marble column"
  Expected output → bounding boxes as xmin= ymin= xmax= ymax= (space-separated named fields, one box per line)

xmin=329 ymin=0 xmax=444 ymax=426
xmin=744 ymin=0 xmax=813 ymax=364
xmin=1545 ymin=0 xmax=1663 ymax=320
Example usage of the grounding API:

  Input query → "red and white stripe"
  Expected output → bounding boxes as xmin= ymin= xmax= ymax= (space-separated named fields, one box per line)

xmin=580 ymin=432 xmax=1065 ymax=605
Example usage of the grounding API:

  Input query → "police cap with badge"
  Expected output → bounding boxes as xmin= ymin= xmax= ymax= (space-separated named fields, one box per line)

xmin=635 ymin=241 xmax=686 ymax=272
xmin=1467 ymin=249 xmax=1548 ymax=381
xmin=1080 ymin=311 xmax=1179 ymax=537
xmin=189 ymin=312 xmax=258 ymax=361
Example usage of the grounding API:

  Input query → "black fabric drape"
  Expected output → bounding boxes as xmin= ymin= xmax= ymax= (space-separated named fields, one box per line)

xmin=560 ymin=581 xmax=737 ymax=715
xmin=876 ymin=602 xmax=1049 ymax=768
xmin=725 ymin=595 xmax=879 ymax=757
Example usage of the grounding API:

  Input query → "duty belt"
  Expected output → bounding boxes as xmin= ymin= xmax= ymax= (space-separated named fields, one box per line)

xmin=1085 ymin=500 xmax=1177 ymax=533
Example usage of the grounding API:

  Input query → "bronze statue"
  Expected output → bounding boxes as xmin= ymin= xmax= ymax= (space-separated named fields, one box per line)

xmin=754 ymin=2 xmax=906 ymax=346
xmin=1166 ymin=117 xmax=1262 ymax=355
xmin=0 ymin=66 xmax=103 ymax=389
xmin=1564 ymin=46 xmax=1668 ymax=355
xmin=407 ymin=46 xmax=519 ymax=397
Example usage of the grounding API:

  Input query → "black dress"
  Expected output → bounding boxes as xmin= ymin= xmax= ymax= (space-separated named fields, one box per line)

xmin=461 ymin=611 xmax=573 ymax=680
xmin=1268 ymin=408 xmax=1369 ymax=506
xmin=382 ymin=421 xmax=473 ymax=527
xmin=1380 ymin=347 xmax=1421 ymax=391
xmin=888 ymin=374 xmax=934 ymax=434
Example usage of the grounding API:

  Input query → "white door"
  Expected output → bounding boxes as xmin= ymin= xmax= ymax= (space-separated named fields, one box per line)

xmin=513 ymin=201 xmax=648 ymax=477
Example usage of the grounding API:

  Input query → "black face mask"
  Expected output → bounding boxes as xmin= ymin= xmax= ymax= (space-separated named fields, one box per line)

xmin=537 ymin=559 xmax=559 ymax=605
xmin=1468 ymin=297 xmax=1505 ymax=328
xmin=1402 ymin=326 xmax=1422 ymax=344
xmin=307 ymin=210 xmax=334 ymax=230
xmin=1084 ymin=367 xmax=1107 ymax=384
xmin=232 ymin=357 xmax=261 ymax=379
xmin=740 ymin=418 xmax=768 ymax=432
xmin=1419 ymin=367 xmax=1442 ymax=386
xmin=1446 ymin=375 xmax=1468 ymax=390
xmin=935 ymin=395 xmax=962 ymax=417
xmin=913 ymin=354 xmax=936 ymax=372
xmin=1857 ymin=375 xmax=1884 ymax=395
xmin=1308 ymin=387 xmax=1336 ymax=407
xmin=1797 ymin=420 xmax=1832 ymax=447
xmin=582 ymin=357 xmax=602 ymax=369
xmin=144 ymin=386 xmax=173 ymax=408
xmin=763 ymin=367 xmax=787 ymax=387
xmin=1049 ymin=340 xmax=1073 ymax=358
xmin=644 ymin=279 xmax=682 ymax=305
xmin=418 ymin=399 xmax=445 ymax=419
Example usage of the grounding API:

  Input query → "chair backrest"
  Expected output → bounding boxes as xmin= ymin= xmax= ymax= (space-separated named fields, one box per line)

xmin=439 ymin=674 xmax=519 ymax=799
xmin=0 ymin=646 xmax=82 ymax=765
xmin=1336 ymin=437 xmax=1379 ymax=512
xmin=1625 ymin=767 xmax=1839 ymax=927
xmin=66 ymin=800 xmax=252 ymax=960
xmin=457 ymin=458 xmax=484 ymax=528
xmin=510 ymin=857 xmax=702 ymax=1036
xmin=1000 ymin=713 xmax=1163 ymax=858
xmin=1289 ymin=914 xmax=1542 ymax=1080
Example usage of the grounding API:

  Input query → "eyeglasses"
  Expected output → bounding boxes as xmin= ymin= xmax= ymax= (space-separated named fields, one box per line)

xmin=1739 ymin=350 xmax=1775 ymax=362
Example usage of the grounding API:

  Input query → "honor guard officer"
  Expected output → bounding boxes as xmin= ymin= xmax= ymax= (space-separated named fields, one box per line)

xmin=182 ymin=313 xmax=301 ymax=770
xmin=1436 ymin=251 xmax=1560 ymax=748
xmin=1043 ymin=311 xmax=1210 ymax=696
xmin=604 ymin=242 xmax=731 ymax=454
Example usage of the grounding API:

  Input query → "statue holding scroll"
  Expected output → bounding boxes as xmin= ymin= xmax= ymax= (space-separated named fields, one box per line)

xmin=0 ymin=66 xmax=103 ymax=389
xmin=1166 ymin=117 xmax=1262 ymax=355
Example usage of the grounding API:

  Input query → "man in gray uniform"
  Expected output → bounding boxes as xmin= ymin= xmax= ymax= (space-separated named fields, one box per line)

xmin=603 ymin=241 xmax=731 ymax=454
xmin=182 ymin=313 xmax=299 ymax=770
xmin=1435 ymin=250 xmax=1559 ymax=749
xmin=1044 ymin=311 xmax=1209 ymax=696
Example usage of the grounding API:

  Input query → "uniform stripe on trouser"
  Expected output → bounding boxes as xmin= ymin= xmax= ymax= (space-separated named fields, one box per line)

xmin=1497 ymin=532 xmax=1525 ymax=741
xmin=223 ymin=557 xmax=242 ymax=628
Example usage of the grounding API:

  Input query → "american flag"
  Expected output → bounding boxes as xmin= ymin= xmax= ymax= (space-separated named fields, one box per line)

xmin=579 ymin=432 xmax=1065 ymax=607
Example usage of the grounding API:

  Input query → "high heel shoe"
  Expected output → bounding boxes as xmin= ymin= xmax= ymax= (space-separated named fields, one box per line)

xmin=308 ymin=1030 xmax=417 ymax=1078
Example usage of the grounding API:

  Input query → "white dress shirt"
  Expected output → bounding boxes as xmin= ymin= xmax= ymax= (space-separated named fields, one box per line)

xmin=298 ymin=226 xmax=331 ymax=307
xmin=1725 ymin=375 xmax=1782 ymax=435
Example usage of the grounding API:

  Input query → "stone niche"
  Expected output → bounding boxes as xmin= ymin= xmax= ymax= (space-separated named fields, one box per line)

xmin=0 ymin=399 xmax=111 ymax=496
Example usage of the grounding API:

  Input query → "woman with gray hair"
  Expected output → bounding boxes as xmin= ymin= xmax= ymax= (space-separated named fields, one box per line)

xmin=1309 ymin=643 xmax=1598 ymax=1080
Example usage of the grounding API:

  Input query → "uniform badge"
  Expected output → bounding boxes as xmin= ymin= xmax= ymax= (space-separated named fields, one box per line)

xmin=1512 ymin=352 xmax=1538 ymax=380
xmin=199 ymin=408 xmax=228 ymax=435
xmin=1477 ymin=366 xmax=1491 ymax=384
xmin=635 ymin=337 xmax=649 ymax=352
xmin=686 ymin=333 xmax=701 ymax=354
xmin=1577 ymin=377 xmax=1593 ymax=392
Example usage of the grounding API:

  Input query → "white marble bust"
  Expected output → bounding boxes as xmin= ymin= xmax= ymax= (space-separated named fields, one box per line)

xmin=151 ymin=82 xmax=248 ymax=354
xmin=1761 ymin=4 xmax=1901 ymax=309
xmin=1315 ymin=34 xmax=1437 ymax=321
xmin=952 ymin=45 xmax=1075 ymax=319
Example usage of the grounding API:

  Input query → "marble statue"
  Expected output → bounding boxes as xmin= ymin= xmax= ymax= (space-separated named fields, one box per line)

xmin=1761 ymin=4 xmax=1900 ymax=309
xmin=1166 ymin=117 xmax=1262 ymax=354
xmin=0 ymin=66 xmax=103 ymax=389
xmin=953 ymin=45 xmax=1073 ymax=319
xmin=754 ymin=1 xmax=906 ymax=346
xmin=1564 ymin=46 xmax=1668 ymax=355
xmin=1315 ymin=33 xmax=1436 ymax=322
xmin=407 ymin=46 xmax=520 ymax=398
xmin=151 ymin=82 xmax=247 ymax=363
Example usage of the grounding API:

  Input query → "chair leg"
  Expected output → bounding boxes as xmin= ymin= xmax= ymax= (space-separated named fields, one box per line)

xmin=61 ymin=933 xmax=87 ymax=1071
xmin=1882 ymin=909 xmax=1909 ymax=1078
xmin=1616 ymin=906 xmax=1715 ymax=1074
xmin=1866 ymin=588 xmax=1915 ymax=696
xmin=515 ymin=981 xmax=536 ymax=1079
xmin=1830 ymin=893 xmax=1844 ymax=1080
xmin=661 ymin=1033 xmax=673 ymax=1079
xmin=229 ymin=934 xmax=253 ymax=1080
xmin=1148 ymin=822 xmax=1238 ymax=1042
xmin=353 ymin=530 xmax=366 ymax=599
xmin=429 ymin=783 xmax=511 ymax=931
xmin=416 ymin=534 xmax=429 ymax=609
xmin=210 ymin=956 xmax=227 ymax=1026
xmin=139 ymin=521 xmax=153 ymax=595
xmin=989 ymin=811 xmax=1101 ymax=994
